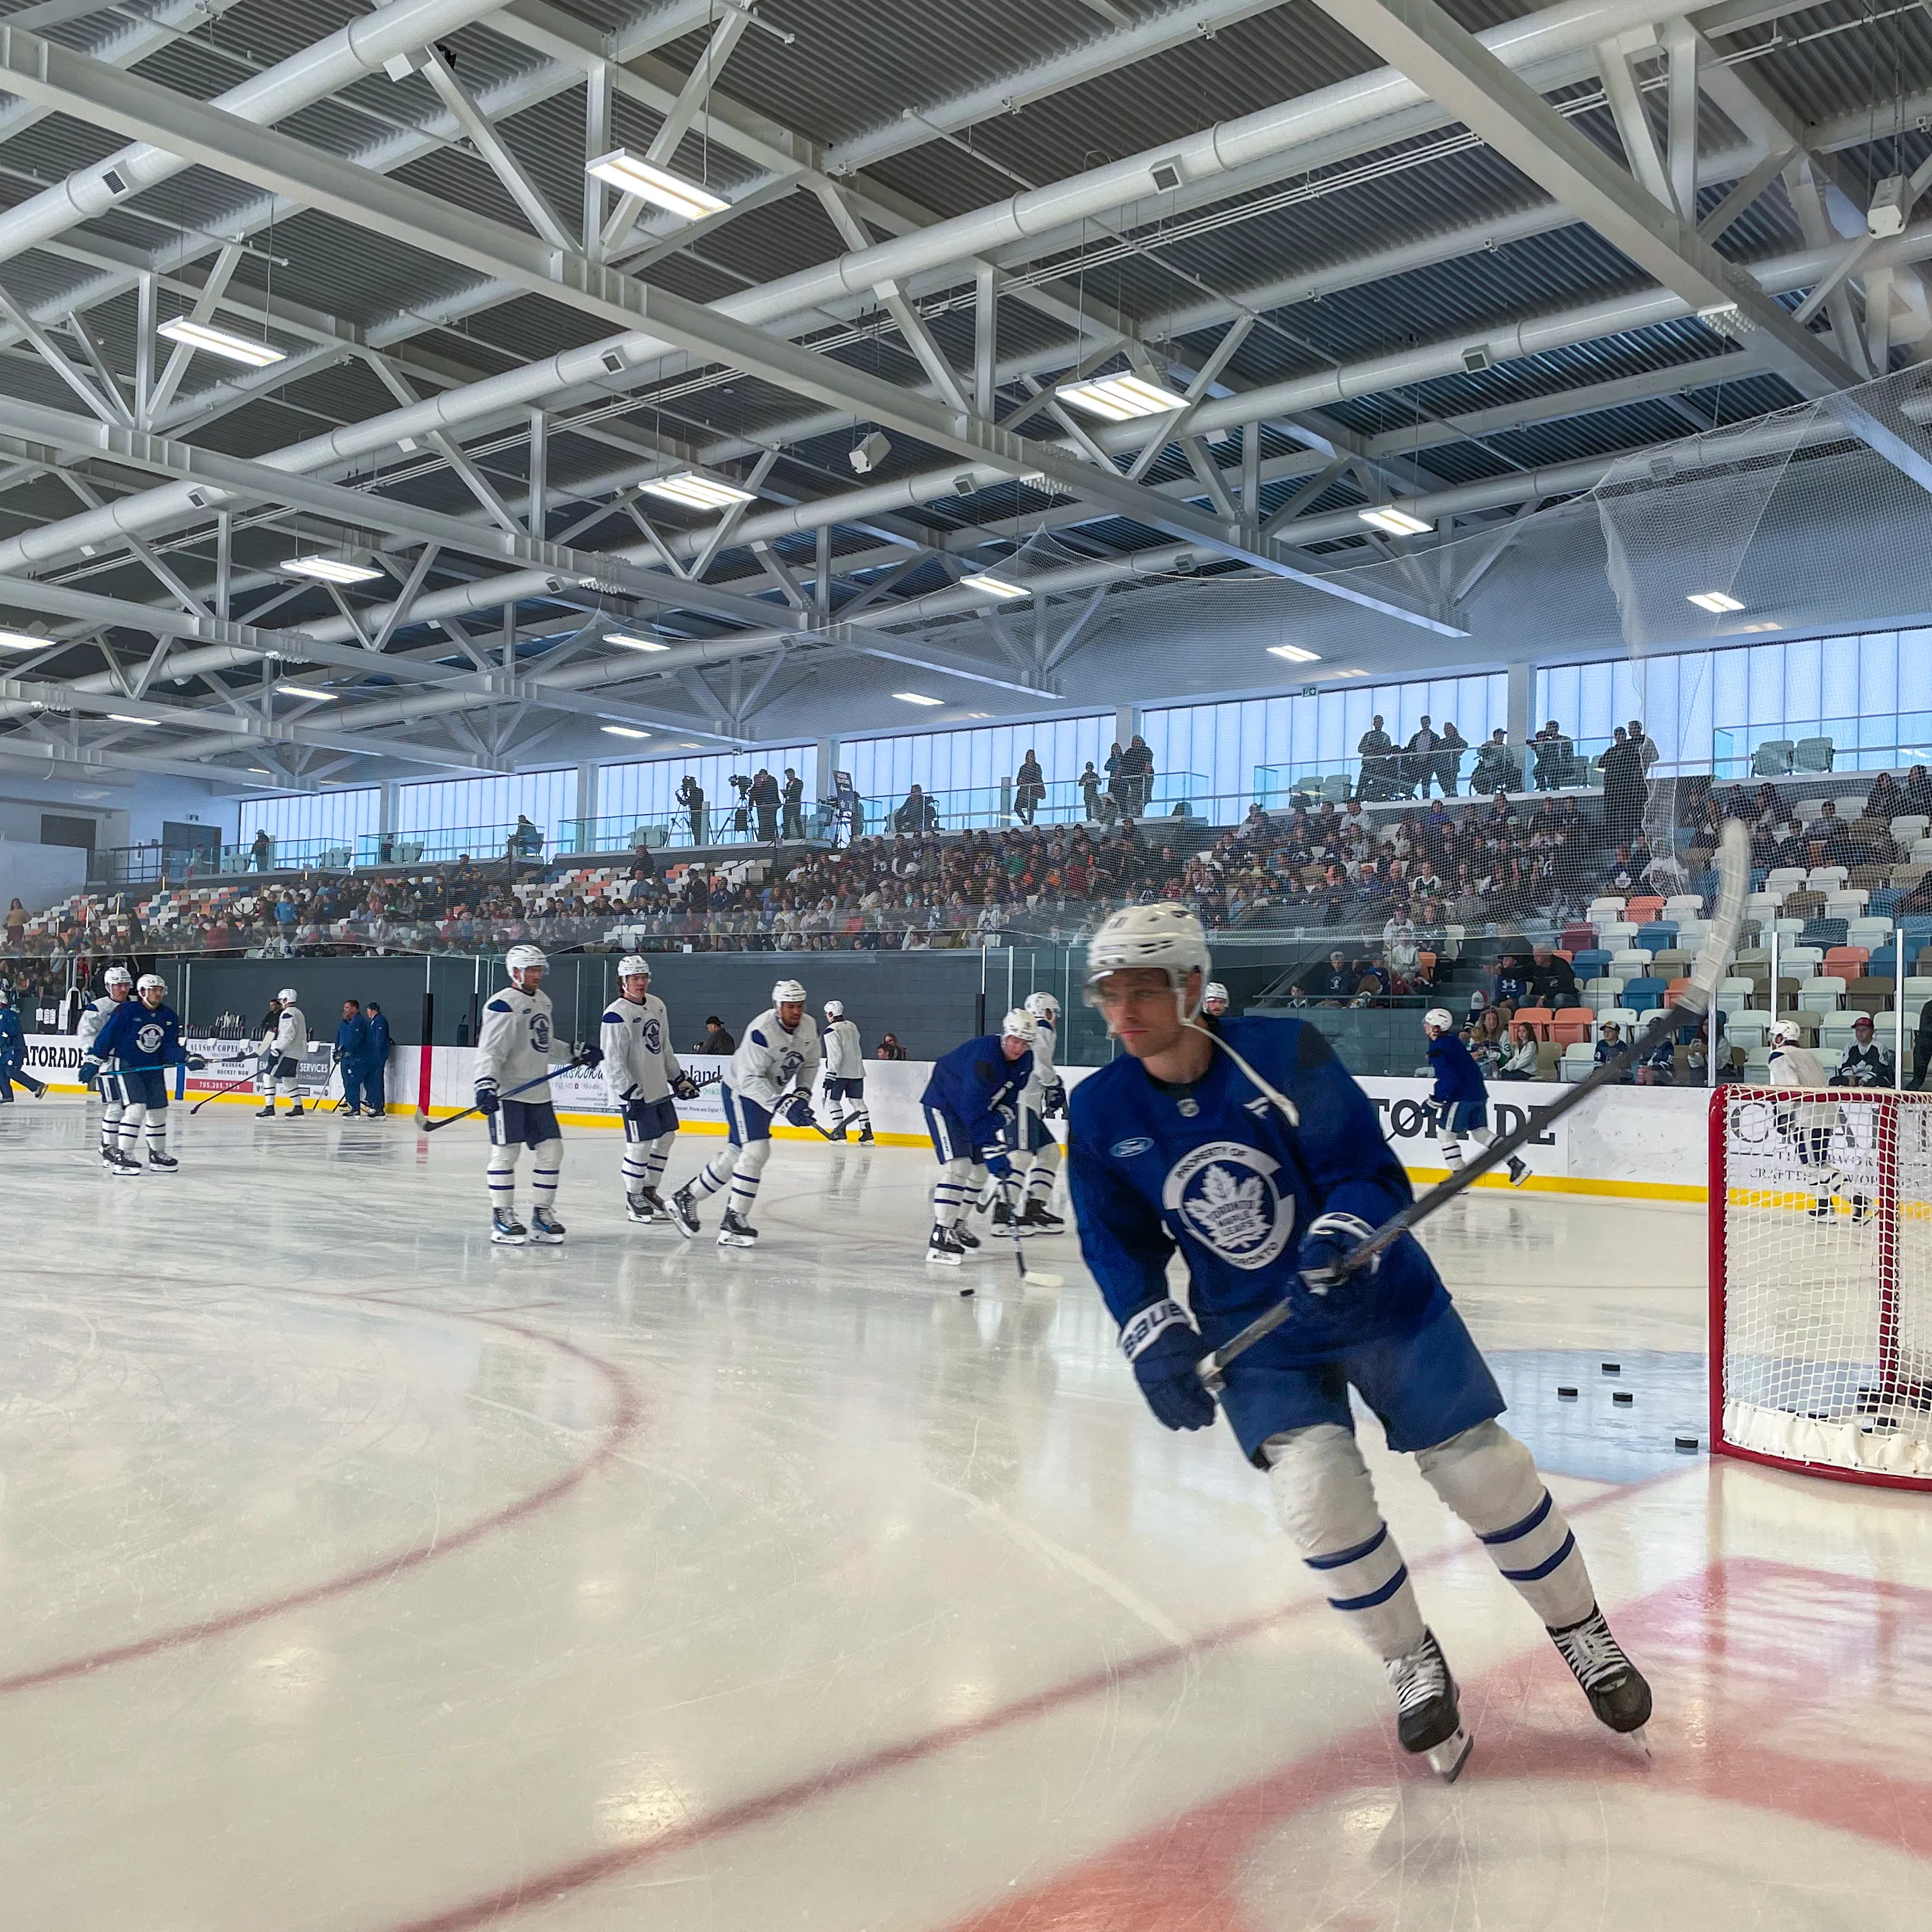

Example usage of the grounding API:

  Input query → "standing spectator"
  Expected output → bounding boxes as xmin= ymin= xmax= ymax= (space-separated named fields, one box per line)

xmin=875 ymin=1031 xmax=909 ymax=1060
xmin=4 ymin=897 xmax=25 ymax=947
xmin=333 ymin=998 xmax=370 ymax=1115
xmin=751 ymin=769 xmax=781 ymax=842
xmin=677 ymin=773 xmax=708 ymax=846
xmin=1014 ymin=748 xmax=1046 ymax=826
xmin=1470 ymin=730 xmax=1522 ymax=795
xmin=1404 ymin=716 xmax=1442 ymax=798
xmin=696 ymin=1015 xmax=736 ymax=1055
xmin=1627 ymin=719 xmax=1660 ymax=771
xmin=1531 ymin=720 xmax=1573 ymax=791
xmin=781 ymin=768 xmax=806 ymax=840
xmin=1598 ymin=725 xmax=1649 ymax=847
xmin=1104 ymin=741 xmax=1128 ymax=816
xmin=1079 ymin=760 xmax=1103 ymax=821
xmin=251 ymin=828 xmax=273 ymax=871
xmin=1356 ymin=714 xmax=1397 ymax=799
xmin=1120 ymin=734 xmax=1155 ymax=815
xmin=363 ymin=1000 xmax=393 ymax=1119
xmin=1434 ymin=720 xmax=1468 ymax=797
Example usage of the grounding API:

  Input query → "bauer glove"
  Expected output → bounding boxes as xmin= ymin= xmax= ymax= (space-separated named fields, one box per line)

xmin=671 ymin=1073 xmax=699 ymax=1100
xmin=783 ymin=1093 xmax=816 ymax=1129
xmin=1296 ymin=1211 xmax=1380 ymax=1296
xmin=79 ymin=1057 xmax=100 ymax=1088
xmin=474 ymin=1086 xmax=500 ymax=1116
xmin=1121 ymin=1299 xmax=1215 ymax=1431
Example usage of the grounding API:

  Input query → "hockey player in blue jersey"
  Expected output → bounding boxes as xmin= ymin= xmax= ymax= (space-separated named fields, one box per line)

xmin=83 ymin=971 xmax=206 ymax=1172
xmin=1425 ymin=1007 xmax=1532 ymax=1187
xmin=1069 ymin=906 xmax=1648 ymax=1778
xmin=920 ymin=1010 xmax=1035 ymax=1268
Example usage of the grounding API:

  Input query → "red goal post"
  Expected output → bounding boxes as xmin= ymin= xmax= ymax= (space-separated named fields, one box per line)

xmin=1709 ymin=1086 xmax=1932 ymax=1489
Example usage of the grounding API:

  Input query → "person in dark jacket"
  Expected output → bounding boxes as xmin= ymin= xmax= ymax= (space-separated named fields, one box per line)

xmin=1014 ymin=749 xmax=1046 ymax=826
xmin=750 ymin=769 xmax=781 ymax=842
xmin=1598 ymin=726 xmax=1649 ymax=846
xmin=363 ymin=1000 xmax=393 ymax=1118
xmin=334 ymin=998 xmax=370 ymax=1115
xmin=697 ymin=1016 xmax=736 ymax=1055
xmin=781 ymin=769 xmax=806 ymax=840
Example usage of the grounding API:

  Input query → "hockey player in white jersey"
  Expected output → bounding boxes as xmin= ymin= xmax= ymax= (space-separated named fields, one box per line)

xmin=476 ymin=944 xmax=567 ymax=1245
xmin=601 ymin=956 xmax=700 ymax=1223
xmin=1769 ymin=1016 xmax=1873 ymax=1223
xmin=257 ymin=990 xmax=309 ymax=1118
xmin=669 ymin=979 xmax=820 ymax=1247
xmin=78 ymin=965 xmax=136 ymax=1171
xmin=820 ymin=998 xmax=871 ymax=1143
xmin=1006 ymin=990 xmax=1066 ymax=1233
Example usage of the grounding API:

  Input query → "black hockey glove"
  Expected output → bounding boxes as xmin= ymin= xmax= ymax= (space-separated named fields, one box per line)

xmin=474 ymin=1086 xmax=500 ymax=1116
xmin=572 ymin=1043 xmax=603 ymax=1069
xmin=1121 ymin=1299 xmax=1215 ymax=1431
xmin=671 ymin=1073 xmax=700 ymax=1100
xmin=186 ymin=1055 xmax=208 ymax=1072
xmin=1043 ymin=1080 xmax=1067 ymax=1119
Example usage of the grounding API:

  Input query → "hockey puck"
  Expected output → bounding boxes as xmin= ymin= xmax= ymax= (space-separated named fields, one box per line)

xmin=1675 ymin=1436 xmax=1699 ymax=1452
xmin=1612 ymin=1391 xmax=1634 ymax=1406
xmin=1601 ymin=1362 xmax=1621 ymax=1375
xmin=1557 ymin=1386 xmax=1578 ymax=1399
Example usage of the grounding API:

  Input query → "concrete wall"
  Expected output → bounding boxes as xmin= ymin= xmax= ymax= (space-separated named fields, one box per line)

xmin=0 ymin=838 xmax=86 ymax=915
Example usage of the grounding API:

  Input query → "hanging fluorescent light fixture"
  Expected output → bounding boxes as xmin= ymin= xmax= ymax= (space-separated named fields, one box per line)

xmin=960 ymin=571 xmax=1026 ymax=599
xmin=283 ymin=554 xmax=382 ymax=584
xmin=1268 ymin=644 xmax=1321 ymax=664
xmin=1358 ymin=505 xmax=1431 ymax=537
xmin=640 ymin=472 xmax=758 ymax=511
xmin=1687 ymin=590 xmax=1745 ymax=613
xmin=605 ymin=630 xmax=672 ymax=652
xmin=585 ymin=150 xmax=728 ymax=220
xmin=157 ymin=316 xmax=286 ymax=369
xmin=107 ymin=713 xmax=159 ymax=726
xmin=1057 ymin=372 xmax=1186 ymax=421
xmin=0 ymin=628 xmax=44 ymax=650
xmin=279 ymin=684 xmax=337 ymax=701
xmin=892 ymin=691 xmax=942 ymax=707
xmin=602 ymin=724 xmax=652 ymax=739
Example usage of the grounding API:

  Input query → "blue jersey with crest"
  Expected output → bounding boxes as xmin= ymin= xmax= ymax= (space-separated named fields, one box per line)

xmin=922 ymin=1034 xmax=1033 ymax=1147
xmin=92 ymin=998 xmax=190 ymax=1072
xmin=1067 ymin=1016 xmax=1450 ymax=1456
xmin=1426 ymin=1028 xmax=1486 ymax=1106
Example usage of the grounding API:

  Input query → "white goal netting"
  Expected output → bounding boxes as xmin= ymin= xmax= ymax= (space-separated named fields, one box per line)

xmin=1713 ymin=1087 xmax=1932 ymax=1485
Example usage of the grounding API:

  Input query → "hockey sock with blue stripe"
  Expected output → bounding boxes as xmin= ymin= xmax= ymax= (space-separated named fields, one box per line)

xmin=691 ymin=1153 xmax=733 ymax=1198
xmin=531 ymin=1140 xmax=562 ymax=1206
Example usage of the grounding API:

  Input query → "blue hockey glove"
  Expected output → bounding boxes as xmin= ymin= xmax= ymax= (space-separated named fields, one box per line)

xmin=671 ymin=1073 xmax=699 ymax=1100
xmin=981 ymin=1147 xmax=1013 ymax=1180
xmin=572 ymin=1043 xmax=603 ymax=1069
xmin=79 ymin=1057 xmax=100 ymax=1088
xmin=186 ymin=1055 xmax=208 ymax=1072
xmin=783 ymin=1093 xmax=816 ymax=1129
xmin=1121 ymin=1299 xmax=1216 ymax=1431
xmin=474 ymin=1086 xmax=500 ymax=1117
xmin=1296 ymin=1212 xmax=1380 ymax=1297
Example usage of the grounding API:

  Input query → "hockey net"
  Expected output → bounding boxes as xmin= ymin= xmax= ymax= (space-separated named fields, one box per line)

xmin=1710 ymin=1088 xmax=1932 ymax=1487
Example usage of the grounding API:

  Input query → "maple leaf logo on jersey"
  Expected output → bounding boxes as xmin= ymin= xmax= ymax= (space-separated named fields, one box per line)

xmin=1161 ymin=1141 xmax=1292 ymax=1270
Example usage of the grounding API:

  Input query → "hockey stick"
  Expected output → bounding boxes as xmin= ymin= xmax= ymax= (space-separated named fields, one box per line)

xmin=995 ymin=1172 xmax=1065 ymax=1289
xmin=418 ymin=1053 xmax=597 ymax=1133
xmin=1198 ymin=822 xmax=1751 ymax=1391
xmin=187 ymin=1059 xmax=267 ymax=1114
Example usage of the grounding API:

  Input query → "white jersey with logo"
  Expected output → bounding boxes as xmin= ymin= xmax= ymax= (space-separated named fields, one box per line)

xmin=824 ymin=1018 xmax=865 ymax=1080
xmin=78 ymin=993 xmax=126 ymax=1057
xmin=263 ymin=1004 xmax=306 ymax=1058
xmin=476 ymin=983 xmax=556 ymax=1101
xmin=1769 ymin=1041 xmax=1836 ymax=1131
xmin=601 ymin=993 xmax=682 ymax=1106
xmin=728 ymin=1007 xmax=821 ymax=1110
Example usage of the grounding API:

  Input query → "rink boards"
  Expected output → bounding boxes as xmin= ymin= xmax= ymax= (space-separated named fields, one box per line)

xmin=15 ymin=1028 xmax=1713 ymax=1202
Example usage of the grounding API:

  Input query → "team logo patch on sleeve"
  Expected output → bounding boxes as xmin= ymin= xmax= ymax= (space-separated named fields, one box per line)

xmin=1161 ymin=1141 xmax=1290 ymax=1270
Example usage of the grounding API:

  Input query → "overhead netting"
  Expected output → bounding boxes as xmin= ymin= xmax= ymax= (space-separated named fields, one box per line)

xmin=1714 ymin=1086 xmax=1932 ymax=1483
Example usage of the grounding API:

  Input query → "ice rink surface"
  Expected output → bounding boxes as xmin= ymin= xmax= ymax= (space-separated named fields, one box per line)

xmin=4 ymin=1094 xmax=1930 ymax=1931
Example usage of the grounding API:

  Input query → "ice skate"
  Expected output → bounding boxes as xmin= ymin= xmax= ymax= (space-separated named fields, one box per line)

xmin=953 ymin=1221 xmax=980 ymax=1249
xmin=286 ymin=1102 xmax=306 ymax=1118
xmin=1506 ymin=1155 xmax=1530 ymax=1188
xmin=1021 ymin=1198 xmax=1065 ymax=1232
xmin=146 ymin=1149 xmax=179 ymax=1173
xmin=641 ymin=1186 xmax=668 ymax=1219
xmin=1385 ymin=1630 xmax=1473 ymax=1782
xmin=490 ymin=1208 xmax=528 ymax=1247
xmin=1851 ymin=1192 xmax=1876 ymax=1227
xmin=1549 ymin=1606 xmax=1652 ymax=1749
xmin=667 ymin=1184 xmax=701 ymax=1238
xmin=256 ymin=1103 xmax=277 ymax=1118
xmin=627 ymin=1190 xmax=658 ymax=1223
xmin=529 ymin=1206 xmax=565 ymax=1245
xmin=926 ymin=1223 xmax=963 ymax=1267
xmin=99 ymin=1143 xmax=126 ymax=1171
xmin=110 ymin=1145 xmax=143 ymax=1176
xmin=857 ymin=1127 xmax=874 ymax=1145
xmin=717 ymin=1209 xmax=758 ymax=1248
xmin=1808 ymin=1196 xmax=1833 ymax=1220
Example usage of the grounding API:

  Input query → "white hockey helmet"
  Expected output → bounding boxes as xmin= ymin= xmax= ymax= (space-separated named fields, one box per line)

xmin=1423 ymin=1007 xmax=1456 ymax=1034
xmin=772 ymin=977 xmax=807 ymax=1006
xmin=1202 ymin=980 xmax=1230 ymax=1009
xmin=1001 ymin=1007 xmax=1037 ymax=1045
xmin=1023 ymin=990 xmax=1060 ymax=1021
xmin=277 ymin=986 xmax=298 ymax=1004
xmin=137 ymin=972 xmax=167 ymax=997
xmin=506 ymin=943 xmax=546 ymax=983
xmin=1084 ymin=905 xmax=1211 ymax=1020
xmin=1770 ymin=1017 xmax=1803 ymax=1046
xmin=104 ymin=965 xmax=133 ymax=989
xmin=823 ymin=998 xmax=844 ymax=1019
xmin=617 ymin=954 xmax=651 ymax=982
